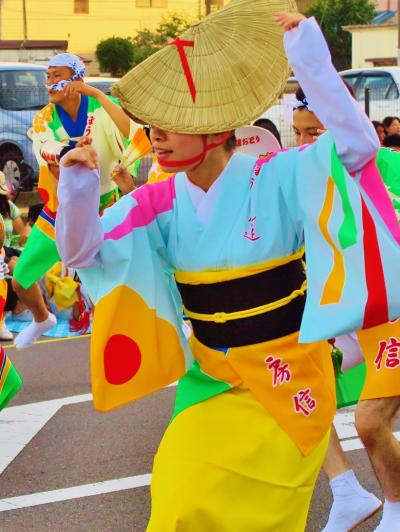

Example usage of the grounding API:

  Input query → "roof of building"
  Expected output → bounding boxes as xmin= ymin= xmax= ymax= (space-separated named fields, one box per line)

xmin=0 ymin=40 xmax=68 ymax=50
xmin=373 ymin=10 xmax=396 ymax=24
xmin=344 ymin=10 xmax=399 ymax=30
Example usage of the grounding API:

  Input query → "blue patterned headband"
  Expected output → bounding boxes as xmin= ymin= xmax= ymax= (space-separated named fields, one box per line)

xmin=293 ymin=97 xmax=313 ymax=112
xmin=46 ymin=53 xmax=86 ymax=92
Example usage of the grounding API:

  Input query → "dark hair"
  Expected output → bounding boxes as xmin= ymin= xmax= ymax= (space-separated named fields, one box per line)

xmin=372 ymin=120 xmax=384 ymax=130
xmin=27 ymin=203 xmax=44 ymax=224
xmin=224 ymin=133 xmax=237 ymax=152
xmin=295 ymin=79 xmax=355 ymax=105
xmin=0 ymin=195 xmax=11 ymax=218
xmin=383 ymin=134 xmax=400 ymax=148
xmin=382 ymin=116 xmax=399 ymax=132
xmin=253 ymin=118 xmax=282 ymax=148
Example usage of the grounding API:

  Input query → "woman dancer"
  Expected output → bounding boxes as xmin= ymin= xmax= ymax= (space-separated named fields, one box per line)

xmin=55 ymin=3 xmax=400 ymax=530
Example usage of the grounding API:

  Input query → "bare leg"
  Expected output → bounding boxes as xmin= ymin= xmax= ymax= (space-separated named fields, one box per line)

xmin=356 ymin=397 xmax=400 ymax=530
xmin=323 ymin=426 xmax=351 ymax=479
xmin=355 ymin=397 xmax=400 ymax=502
xmin=12 ymin=279 xmax=49 ymax=322
xmin=13 ymin=299 xmax=28 ymax=315
xmin=6 ymin=256 xmax=18 ymax=275
xmin=321 ymin=425 xmax=382 ymax=532
xmin=11 ymin=279 xmax=56 ymax=349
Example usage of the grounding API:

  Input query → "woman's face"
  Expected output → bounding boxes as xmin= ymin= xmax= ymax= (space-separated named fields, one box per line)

xmin=386 ymin=119 xmax=400 ymax=135
xmin=150 ymin=127 xmax=209 ymax=173
xmin=292 ymin=108 xmax=324 ymax=146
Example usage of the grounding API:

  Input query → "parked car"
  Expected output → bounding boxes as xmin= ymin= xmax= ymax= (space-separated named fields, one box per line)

xmin=340 ymin=67 xmax=400 ymax=121
xmin=85 ymin=76 xmax=120 ymax=95
xmin=0 ymin=62 xmax=48 ymax=192
xmin=0 ymin=65 xmax=120 ymax=194
xmin=256 ymin=69 xmax=400 ymax=147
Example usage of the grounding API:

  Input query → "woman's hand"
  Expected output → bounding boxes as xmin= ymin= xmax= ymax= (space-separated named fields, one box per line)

xmin=60 ymin=145 xmax=99 ymax=170
xmin=63 ymin=80 xmax=102 ymax=99
xmin=275 ymin=12 xmax=306 ymax=32
xmin=111 ymin=165 xmax=136 ymax=195
xmin=313 ymin=128 xmax=327 ymax=141
xmin=76 ymin=136 xmax=93 ymax=148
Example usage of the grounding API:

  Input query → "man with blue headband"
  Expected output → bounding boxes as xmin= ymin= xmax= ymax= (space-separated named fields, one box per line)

xmin=12 ymin=52 xmax=138 ymax=348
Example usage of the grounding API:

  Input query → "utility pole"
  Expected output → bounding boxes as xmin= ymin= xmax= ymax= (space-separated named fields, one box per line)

xmin=22 ymin=0 xmax=28 ymax=40
xmin=398 ymin=0 xmax=400 ymax=66
xmin=205 ymin=0 xmax=212 ymax=15
xmin=0 ymin=0 xmax=3 ymax=40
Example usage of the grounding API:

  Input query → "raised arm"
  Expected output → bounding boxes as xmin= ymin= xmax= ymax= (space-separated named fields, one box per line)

xmin=277 ymin=13 xmax=379 ymax=172
xmin=55 ymin=145 xmax=103 ymax=268
xmin=63 ymin=81 xmax=131 ymax=139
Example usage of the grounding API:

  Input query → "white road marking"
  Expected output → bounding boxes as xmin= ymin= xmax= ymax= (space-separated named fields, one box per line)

xmin=0 ymin=384 xmax=177 ymax=475
xmin=0 ymin=394 xmax=92 ymax=474
xmin=0 ymin=397 xmax=398 ymax=512
xmin=0 ymin=474 xmax=151 ymax=512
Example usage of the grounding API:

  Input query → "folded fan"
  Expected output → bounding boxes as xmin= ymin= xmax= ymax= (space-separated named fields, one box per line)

xmin=119 ymin=128 xmax=152 ymax=170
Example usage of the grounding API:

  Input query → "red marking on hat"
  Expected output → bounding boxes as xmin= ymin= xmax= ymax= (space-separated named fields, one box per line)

xmin=169 ymin=38 xmax=196 ymax=103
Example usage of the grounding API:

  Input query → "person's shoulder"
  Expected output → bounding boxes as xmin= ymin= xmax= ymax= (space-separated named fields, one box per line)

xmin=32 ymin=103 xmax=54 ymax=133
xmin=34 ymin=103 xmax=54 ymax=121
xmin=90 ymin=94 xmax=121 ymax=112
xmin=377 ymin=146 xmax=400 ymax=163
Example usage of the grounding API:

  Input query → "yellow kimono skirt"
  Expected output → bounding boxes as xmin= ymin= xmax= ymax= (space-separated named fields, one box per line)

xmin=147 ymin=385 xmax=330 ymax=532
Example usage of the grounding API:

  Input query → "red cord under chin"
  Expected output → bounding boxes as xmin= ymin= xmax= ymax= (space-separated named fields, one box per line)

xmin=159 ymin=133 xmax=232 ymax=169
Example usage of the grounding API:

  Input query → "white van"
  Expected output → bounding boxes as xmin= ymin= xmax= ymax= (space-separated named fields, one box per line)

xmin=340 ymin=67 xmax=400 ymax=121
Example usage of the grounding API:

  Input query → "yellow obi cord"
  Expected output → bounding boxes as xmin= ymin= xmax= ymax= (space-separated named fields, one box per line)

xmin=175 ymin=248 xmax=304 ymax=285
xmin=183 ymin=279 xmax=307 ymax=323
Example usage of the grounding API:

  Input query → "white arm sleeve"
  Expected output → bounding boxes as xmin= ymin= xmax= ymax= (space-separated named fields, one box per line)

xmin=55 ymin=164 xmax=102 ymax=268
xmin=285 ymin=17 xmax=379 ymax=172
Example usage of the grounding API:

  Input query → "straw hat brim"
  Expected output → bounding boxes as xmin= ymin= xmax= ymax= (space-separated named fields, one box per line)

xmin=112 ymin=0 xmax=297 ymax=134
xmin=0 ymin=172 xmax=8 ymax=195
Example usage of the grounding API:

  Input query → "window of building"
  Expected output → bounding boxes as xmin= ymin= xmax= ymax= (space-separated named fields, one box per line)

xmin=136 ymin=0 xmax=168 ymax=7
xmin=74 ymin=0 xmax=89 ymax=14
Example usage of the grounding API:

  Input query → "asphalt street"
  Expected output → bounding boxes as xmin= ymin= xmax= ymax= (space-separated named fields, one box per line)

xmin=0 ymin=335 xmax=397 ymax=532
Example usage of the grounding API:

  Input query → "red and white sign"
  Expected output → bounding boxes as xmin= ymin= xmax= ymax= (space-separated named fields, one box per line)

xmin=235 ymin=125 xmax=281 ymax=157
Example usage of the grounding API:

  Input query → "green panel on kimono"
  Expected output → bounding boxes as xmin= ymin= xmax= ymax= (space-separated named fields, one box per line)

xmin=331 ymin=145 xmax=358 ymax=249
xmin=336 ymin=363 xmax=366 ymax=409
xmin=376 ymin=148 xmax=400 ymax=219
xmin=172 ymin=360 xmax=232 ymax=421
xmin=48 ymin=107 xmax=64 ymax=140
xmin=0 ymin=359 xmax=23 ymax=411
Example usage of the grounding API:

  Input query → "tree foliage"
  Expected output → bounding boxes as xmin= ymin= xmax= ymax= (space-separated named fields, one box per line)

xmin=95 ymin=37 xmax=135 ymax=76
xmin=307 ymin=0 xmax=375 ymax=70
xmin=131 ymin=12 xmax=193 ymax=65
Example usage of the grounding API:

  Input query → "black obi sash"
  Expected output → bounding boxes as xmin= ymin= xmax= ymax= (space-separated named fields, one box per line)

xmin=176 ymin=258 xmax=306 ymax=348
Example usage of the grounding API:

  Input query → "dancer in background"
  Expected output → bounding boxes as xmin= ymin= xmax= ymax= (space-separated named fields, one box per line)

xmin=293 ymin=82 xmax=400 ymax=532
xmin=12 ymin=53 xmax=149 ymax=349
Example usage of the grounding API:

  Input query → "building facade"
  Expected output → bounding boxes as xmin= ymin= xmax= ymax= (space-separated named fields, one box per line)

xmin=343 ymin=0 xmax=399 ymax=68
xmin=344 ymin=21 xmax=397 ymax=68
xmin=0 ymin=0 xmax=224 ymax=60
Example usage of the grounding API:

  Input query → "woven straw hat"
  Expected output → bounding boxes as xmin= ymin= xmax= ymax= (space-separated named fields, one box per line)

xmin=112 ymin=0 xmax=296 ymax=134
xmin=0 ymin=172 xmax=9 ymax=196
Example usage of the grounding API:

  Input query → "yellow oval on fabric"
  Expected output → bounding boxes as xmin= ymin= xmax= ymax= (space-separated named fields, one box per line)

xmin=90 ymin=285 xmax=187 ymax=412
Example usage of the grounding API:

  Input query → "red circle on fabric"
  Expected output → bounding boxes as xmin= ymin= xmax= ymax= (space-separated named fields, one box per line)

xmin=37 ymin=187 xmax=49 ymax=205
xmin=104 ymin=334 xmax=142 ymax=385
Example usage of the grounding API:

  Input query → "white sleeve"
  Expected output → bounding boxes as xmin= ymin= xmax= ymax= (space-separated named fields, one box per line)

xmin=285 ymin=17 xmax=379 ymax=172
xmin=55 ymin=164 xmax=102 ymax=268
xmin=335 ymin=333 xmax=364 ymax=372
